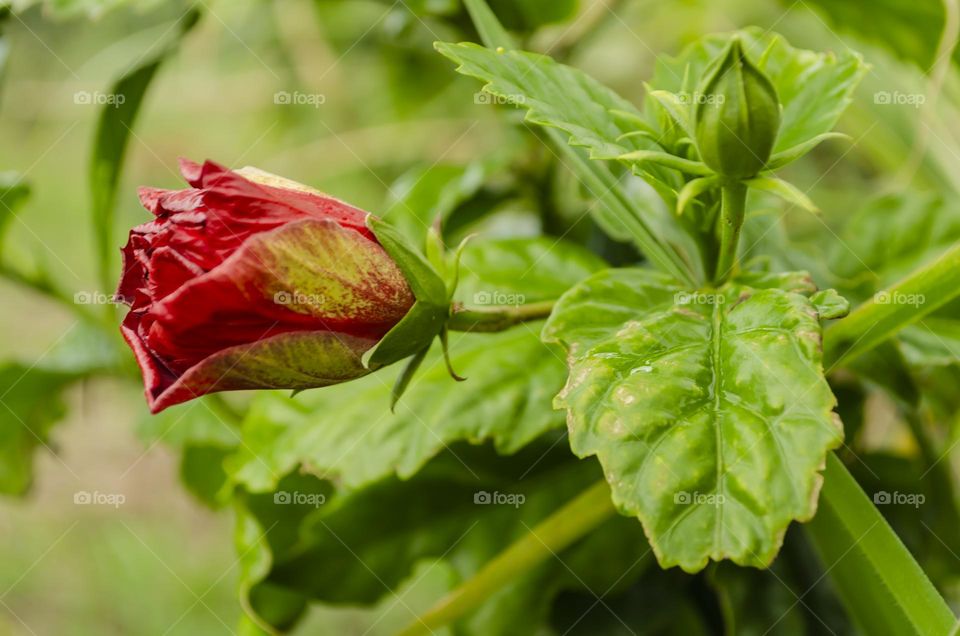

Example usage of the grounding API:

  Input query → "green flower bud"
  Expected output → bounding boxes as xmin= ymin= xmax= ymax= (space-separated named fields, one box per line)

xmin=694 ymin=37 xmax=780 ymax=179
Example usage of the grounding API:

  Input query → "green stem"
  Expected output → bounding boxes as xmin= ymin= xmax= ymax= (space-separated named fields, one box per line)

xmin=713 ymin=181 xmax=747 ymax=284
xmin=823 ymin=240 xmax=960 ymax=367
xmin=396 ymin=481 xmax=616 ymax=636
xmin=446 ymin=300 xmax=555 ymax=333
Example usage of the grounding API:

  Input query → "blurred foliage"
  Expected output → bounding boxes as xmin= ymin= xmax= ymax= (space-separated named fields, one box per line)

xmin=1 ymin=0 xmax=960 ymax=634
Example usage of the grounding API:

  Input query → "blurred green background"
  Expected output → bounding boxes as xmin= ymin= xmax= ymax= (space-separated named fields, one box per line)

xmin=1 ymin=0 xmax=958 ymax=633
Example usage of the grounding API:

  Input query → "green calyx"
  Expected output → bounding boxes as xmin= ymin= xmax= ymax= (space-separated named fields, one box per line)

xmin=694 ymin=37 xmax=780 ymax=180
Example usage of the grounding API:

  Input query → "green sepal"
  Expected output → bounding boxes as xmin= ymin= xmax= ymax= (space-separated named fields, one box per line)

xmin=362 ymin=300 xmax=448 ymax=368
xmin=367 ymin=215 xmax=448 ymax=306
xmin=424 ymin=224 xmax=447 ymax=278
xmin=390 ymin=345 xmax=430 ymax=411
xmin=617 ymin=149 xmax=713 ymax=176
xmin=363 ymin=216 xmax=452 ymax=369
xmin=765 ymin=132 xmax=850 ymax=171
xmin=439 ymin=327 xmax=466 ymax=381
xmin=676 ymin=175 xmax=719 ymax=215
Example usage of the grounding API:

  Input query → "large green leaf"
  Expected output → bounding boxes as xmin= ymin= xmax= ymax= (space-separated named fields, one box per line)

xmin=236 ymin=442 xmax=650 ymax=635
xmin=435 ymin=40 xmax=702 ymax=285
xmin=225 ymin=237 xmax=603 ymax=492
xmin=89 ymin=9 xmax=200 ymax=290
xmin=543 ymin=268 xmax=844 ymax=571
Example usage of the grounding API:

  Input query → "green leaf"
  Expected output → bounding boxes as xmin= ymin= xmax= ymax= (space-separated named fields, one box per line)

xmin=89 ymin=9 xmax=200 ymax=291
xmin=806 ymin=453 xmax=956 ymax=636
xmin=434 ymin=41 xmax=701 ymax=284
xmin=453 ymin=236 xmax=607 ymax=305
xmin=543 ymin=268 xmax=844 ymax=571
xmin=179 ymin=444 xmax=232 ymax=509
xmin=810 ymin=288 xmax=850 ymax=320
xmin=744 ymin=176 xmax=818 ymax=213
xmin=0 ymin=324 xmax=123 ymax=495
xmin=236 ymin=442 xmax=648 ymax=635
xmin=463 ymin=0 xmax=514 ymax=49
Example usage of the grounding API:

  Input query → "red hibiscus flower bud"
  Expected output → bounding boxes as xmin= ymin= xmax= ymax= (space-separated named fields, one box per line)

xmin=117 ymin=158 xmax=414 ymax=413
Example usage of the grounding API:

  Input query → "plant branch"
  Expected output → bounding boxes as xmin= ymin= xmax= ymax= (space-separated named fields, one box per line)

xmin=713 ymin=180 xmax=747 ymax=284
xmin=446 ymin=300 xmax=555 ymax=332
xmin=396 ymin=481 xmax=616 ymax=636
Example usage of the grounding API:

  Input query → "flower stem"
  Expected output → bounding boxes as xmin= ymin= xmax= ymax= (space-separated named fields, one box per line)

xmin=713 ymin=180 xmax=748 ymax=284
xmin=396 ymin=480 xmax=616 ymax=636
xmin=446 ymin=300 xmax=556 ymax=333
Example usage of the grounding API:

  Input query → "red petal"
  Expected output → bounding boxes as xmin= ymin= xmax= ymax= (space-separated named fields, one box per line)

xmin=147 ymin=329 xmax=378 ymax=413
xmin=140 ymin=218 xmax=412 ymax=374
